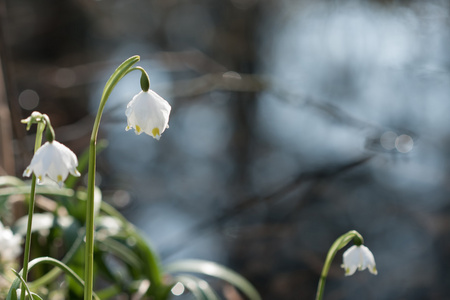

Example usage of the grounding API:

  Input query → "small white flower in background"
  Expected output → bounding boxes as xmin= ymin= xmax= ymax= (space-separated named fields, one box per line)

xmin=341 ymin=245 xmax=378 ymax=276
xmin=23 ymin=141 xmax=80 ymax=187
xmin=16 ymin=289 xmax=30 ymax=299
xmin=125 ymin=90 xmax=171 ymax=140
xmin=0 ymin=221 xmax=22 ymax=261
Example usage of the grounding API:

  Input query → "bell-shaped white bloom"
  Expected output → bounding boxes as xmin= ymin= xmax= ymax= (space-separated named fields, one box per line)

xmin=23 ymin=141 xmax=80 ymax=187
xmin=341 ymin=245 xmax=377 ymax=276
xmin=0 ymin=221 xmax=22 ymax=261
xmin=125 ymin=90 xmax=171 ymax=140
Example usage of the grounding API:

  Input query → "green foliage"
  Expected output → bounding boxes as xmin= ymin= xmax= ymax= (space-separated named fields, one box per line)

xmin=165 ymin=259 xmax=262 ymax=300
xmin=0 ymin=175 xmax=260 ymax=299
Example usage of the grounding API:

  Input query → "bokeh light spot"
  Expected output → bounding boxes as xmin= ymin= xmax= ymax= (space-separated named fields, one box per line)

xmin=18 ymin=89 xmax=39 ymax=110
xmin=380 ymin=131 xmax=397 ymax=150
xmin=171 ymin=282 xmax=185 ymax=296
xmin=53 ymin=68 xmax=76 ymax=88
xmin=112 ymin=190 xmax=131 ymax=208
xmin=395 ymin=134 xmax=414 ymax=153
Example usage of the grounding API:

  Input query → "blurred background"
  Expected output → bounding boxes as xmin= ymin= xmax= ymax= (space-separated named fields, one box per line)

xmin=1 ymin=0 xmax=450 ymax=299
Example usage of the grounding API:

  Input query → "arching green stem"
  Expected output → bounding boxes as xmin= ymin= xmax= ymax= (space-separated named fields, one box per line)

xmin=20 ymin=121 xmax=45 ymax=300
xmin=84 ymin=55 xmax=140 ymax=300
xmin=131 ymin=66 xmax=150 ymax=92
xmin=315 ymin=230 xmax=363 ymax=300
xmin=42 ymin=114 xmax=55 ymax=142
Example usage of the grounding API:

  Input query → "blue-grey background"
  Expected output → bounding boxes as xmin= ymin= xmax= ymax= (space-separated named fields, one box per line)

xmin=2 ymin=0 xmax=450 ymax=299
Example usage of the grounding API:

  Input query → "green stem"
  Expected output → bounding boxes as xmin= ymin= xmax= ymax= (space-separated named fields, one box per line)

xmin=127 ymin=67 xmax=150 ymax=91
xmin=21 ymin=122 xmax=45 ymax=300
xmin=84 ymin=55 xmax=140 ymax=300
xmin=42 ymin=114 xmax=55 ymax=142
xmin=315 ymin=230 xmax=363 ymax=300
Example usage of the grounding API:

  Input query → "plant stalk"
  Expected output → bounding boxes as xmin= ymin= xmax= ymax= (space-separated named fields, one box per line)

xmin=84 ymin=55 xmax=140 ymax=300
xmin=315 ymin=230 xmax=363 ymax=300
xmin=21 ymin=122 xmax=45 ymax=300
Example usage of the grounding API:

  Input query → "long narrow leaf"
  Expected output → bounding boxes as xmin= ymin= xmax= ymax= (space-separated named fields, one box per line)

xmin=11 ymin=269 xmax=37 ymax=300
xmin=96 ymin=237 xmax=143 ymax=271
xmin=174 ymin=275 xmax=221 ymax=300
xmin=165 ymin=259 xmax=261 ymax=300
xmin=0 ymin=186 xmax=74 ymax=198
xmin=100 ymin=202 xmax=168 ymax=298
xmin=0 ymin=176 xmax=25 ymax=187
xmin=29 ymin=229 xmax=85 ymax=290
xmin=6 ymin=257 xmax=99 ymax=300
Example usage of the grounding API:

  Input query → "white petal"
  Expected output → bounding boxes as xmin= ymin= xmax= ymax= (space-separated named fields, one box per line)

xmin=343 ymin=246 xmax=360 ymax=265
xmin=125 ymin=90 xmax=171 ymax=139
xmin=23 ymin=167 xmax=32 ymax=177
xmin=369 ymin=265 xmax=378 ymax=275
xmin=342 ymin=245 xmax=377 ymax=276
xmin=343 ymin=265 xmax=358 ymax=276
xmin=360 ymin=245 xmax=377 ymax=274
xmin=22 ymin=141 xmax=80 ymax=187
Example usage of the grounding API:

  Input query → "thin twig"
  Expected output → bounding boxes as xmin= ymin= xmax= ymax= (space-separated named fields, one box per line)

xmin=160 ymin=155 xmax=374 ymax=258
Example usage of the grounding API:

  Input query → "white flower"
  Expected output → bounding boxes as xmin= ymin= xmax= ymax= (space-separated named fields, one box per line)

xmin=125 ymin=90 xmax=171 ymax=140
xmin=16 ymin=289 xmax=30 ymax=299
xmin=23 ymin=141 xmax=80 ymax=187
xmin=341 ymin=245 xmax=377 ymax=276
xmin=0 ymin=221 xmax=22 ymax=261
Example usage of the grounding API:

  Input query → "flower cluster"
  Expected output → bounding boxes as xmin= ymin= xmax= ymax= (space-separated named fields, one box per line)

xmin=16 ymin=57 xmax=174 ymax=300
xmin=22 ymin=87 xmax=170 ymax=187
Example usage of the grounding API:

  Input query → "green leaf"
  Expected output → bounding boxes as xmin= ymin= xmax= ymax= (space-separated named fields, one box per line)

xmin=94 ymin=284 xmax=121 ymax=300
xmin=0 ymin=185 xmax=74 ymax=198
xmin=0 ymin=176 xmax=25 ymax=187
xmin=7 ymin=257 xmax=100 ymax=300
xmin=11 ymin=269 xmax=35 ymax=300
xmin=165 ymin=259 xmax=261 ymax=300
xmin=173 ymin=275 xmax=221 ymax=300
xmin=10 ymin=270 xmax=44 ymax=300
xmin=96 ymin=237 xmax=142 ymax=271
xmin=30 ymin=293 xmax=44 ymax=300
xmin=100 ymin=202 xmax=169 ymax=298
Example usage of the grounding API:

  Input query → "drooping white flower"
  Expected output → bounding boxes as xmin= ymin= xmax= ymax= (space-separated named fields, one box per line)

xmin=125 ymin=90 xmax=171 ymax=140
xmin=23 ymin=141 xmax=80 ymax=187
xmin=341 ymin=245 xmax=377 ymax=276
xmin=0 ymin=221 xmax=22 ymax=261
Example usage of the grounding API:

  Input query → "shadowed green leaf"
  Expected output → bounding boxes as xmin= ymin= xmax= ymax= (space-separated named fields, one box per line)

xmin=165 ymin=259 xmax=261 ymax=300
